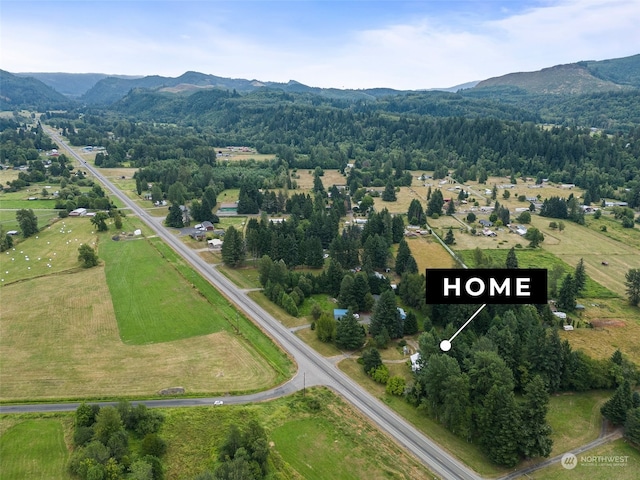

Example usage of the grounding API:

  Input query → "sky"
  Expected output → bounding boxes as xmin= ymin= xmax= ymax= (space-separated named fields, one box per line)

xmin=1 ymin=0 xmax=639 ymax=90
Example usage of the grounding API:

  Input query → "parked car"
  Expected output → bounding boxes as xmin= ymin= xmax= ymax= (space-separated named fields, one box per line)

xmin=214 ymin=400 xmax=224 ymax=406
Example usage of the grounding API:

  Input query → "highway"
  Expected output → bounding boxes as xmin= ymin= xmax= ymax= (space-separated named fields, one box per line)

xmin=1 ymin=127 xmax=481 ymax=480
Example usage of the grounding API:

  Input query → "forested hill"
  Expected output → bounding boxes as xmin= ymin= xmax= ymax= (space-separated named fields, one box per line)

xmin=0 ymin=70 xmax=71 ymax=110
xmin=474 ymin=54 xmax=640 ymax=93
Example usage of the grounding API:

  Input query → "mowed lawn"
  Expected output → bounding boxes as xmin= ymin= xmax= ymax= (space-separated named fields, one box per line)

xmin=0 ymin=419 xmax=70 ymax=480
xmin=100 ymin=236 xmax=226 ymax=344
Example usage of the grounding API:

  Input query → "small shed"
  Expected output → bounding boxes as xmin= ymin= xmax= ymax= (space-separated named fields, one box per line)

xmin=208 ymin=238 xmax=223 ymax=249
xmin=553 ymin=311 xmax=567 ymax=320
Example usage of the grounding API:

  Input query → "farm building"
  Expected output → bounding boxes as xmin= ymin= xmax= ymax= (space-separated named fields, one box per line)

xmin=410 ymin=353 xmax=422 ymax=372
xmin=208 ymin=239 xmax=223 ymax=249
xmin=201 ymin=221 xmax=214 ymax=231
xmin=479 ymin=219 xmax=493 ymax=227
xmin=69 ymin=208 xmax=87 ymax=217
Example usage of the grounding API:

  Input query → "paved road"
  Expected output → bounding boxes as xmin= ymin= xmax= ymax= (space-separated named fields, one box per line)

xmin=4 ymin=128 xmax=478 ymax=480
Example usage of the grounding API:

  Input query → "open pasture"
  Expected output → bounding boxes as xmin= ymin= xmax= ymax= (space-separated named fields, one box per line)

xmin=101 ymin=235 xmax=229 ymax=344
xmin=0 ymin=216 xmax=96 ymax=285
xmin=530 ymin=215 xmax=640 ymax=297
xmin=0 ymin=267 xmax=280 ymax=400
xmin=294 ymin=169 xmax=347 ymax=191
xmin=403 ymin=236 xmax=458 ymax=270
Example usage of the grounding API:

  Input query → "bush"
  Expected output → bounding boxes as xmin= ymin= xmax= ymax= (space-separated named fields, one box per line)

xmin=370 ymin=364 xmax=390 ymax=384
xmin=141 ymin=433 xmax=167 ymax=457
xmin=386 ymin=376 xmax=406 ymax=396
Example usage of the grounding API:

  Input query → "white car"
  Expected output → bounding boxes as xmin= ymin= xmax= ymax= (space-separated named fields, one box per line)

xmin=214 ymin=400 xmax=224 ymax=406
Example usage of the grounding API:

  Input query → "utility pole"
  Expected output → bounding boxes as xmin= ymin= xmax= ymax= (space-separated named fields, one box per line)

xmin=303 ymin=372 xmax=306 ymax=397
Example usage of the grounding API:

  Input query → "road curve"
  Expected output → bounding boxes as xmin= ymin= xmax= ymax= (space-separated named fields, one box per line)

xmin=2 ymin=128 xmax=481 ymax=480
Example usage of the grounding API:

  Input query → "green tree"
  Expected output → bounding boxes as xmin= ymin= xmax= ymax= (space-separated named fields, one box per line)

xmin=625 ymin=268 xmax=640 ymax=306
xmin=557 ymin=273 xmax=576 ymax=311
xmin=93 ymin=406 xmax=123 ymax=445
xmin=16 ymin=208 xmax=38 ymax=237
xmin=476 ymin=385 xmax=522 ymax=467
xmin=78 ymin=244 xmax=99 ymax=268
xmin=624 ymin=407 xmax=640 ymax=445
xmin=386 ymin=376 xmax=406 ymax=396
xmin=165 ymin=203 xmax=184 ymax=228
xmin=407 ymin=198 xmax=425 ymax=225
xmin=505 ymin=247 xmax=518 ymax=269
xmin=335 ymin=312 xmax=365 ymax=350
xmin=382 ymin=180 xmax=397 ymax=201
xmin=403 ymin=311 xmax=419 ymax=335
xmin=446 ymin=199 xmax=455 ymax=215
xmin=361 ymin=348 xmax=383 ymax=374
xmin=574 ymin=258 xmax=586 ymax=296
xmin=91 ymin=212 xmax=109 ymax=232
xmin=524 ymin=227 xmax=544 ymax=248
xmin=519 ymin=375 xmax=553 ymax=459
xmin=221 ymin=226 xmax=245 ymax=267
xmin=395 ymin=238 xmax=412 ymax=275
xmin=140 ymin=433 xmax=166 ymax=457
xmin=601 ymin=380 xmax=634 ymax=426
xmin=113 ymin=212 xmax=122 ymax=230
xmin=426 ymin=189 xmax=444 ymax=217
xmin=370 ymin=290 xmax=402 ymax=339
xmin=315 ymin=312 xmax=336 ymax=343
xmin=444 ymin=227 xmax=455 ymax=245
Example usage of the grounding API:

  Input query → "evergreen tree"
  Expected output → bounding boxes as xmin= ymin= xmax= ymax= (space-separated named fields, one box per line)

xmin=403 ymin=311 xmax=419 ymax=335
xmin=574 ymin=258 xmax=586 ymax=296
xmin=624 ymin=408 xmax=640 ymax=445
xmin=395 ymin=238 xmax=412 ymax=275
xmin=382 ymin=180 xmax=397 ymax=201
xmin=338 ymin=275 xmax=357 ymax=310
xmin=519 ymin=375 xmax=553 ymax=459
xmin=426 ymin=189 xmax=444 ymax=217
xmin=391 ymin=215 xmax=404 ymax=243
xmin=446 ymin=199 xmax=455 ymax=215
xmin=476 ymin=385 xmax=522 ymax=468
xmin=361 ymin=348 xmax=383 ymax=374
xmin=444 ymin=227 xmax=455 ymax=245
xmin=407 ymin=198 xmax=425 ymax=225
xmin=335 ymin=312 xmax=365 ymax=350
xmin=601 ymin=380 xmax=633 ymax=426
xmin=370 ymin=290 xmax=402 ymax=339
xmin=305 ymin=236 xmax=324 ymax=268
xmin=221 ymin=226 xmax=245 ymax=267
xmin=505 ymin=247 xmax=519 ymax=269
xmin=557 ymin=273 xmax=576 ymax=311
xmin=165 ymin=203 xmax=184 ymax=228
xmin=624 ymin=268 xmax=640 ymax=306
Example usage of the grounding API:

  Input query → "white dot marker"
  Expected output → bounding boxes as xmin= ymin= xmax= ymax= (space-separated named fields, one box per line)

xmin=440 ymin=340 xmax=452 ymax=352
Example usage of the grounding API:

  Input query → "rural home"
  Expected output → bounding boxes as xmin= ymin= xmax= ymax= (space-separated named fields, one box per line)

xmin=217 ymin=202 xmax=238 ymax=216
xmin=208 ymin=238 xmax=223 ymax=249
xmin=200 ymin=221 xmax=214 ymax=231
xmin=479 ymin=219 xmax=493 ymax=227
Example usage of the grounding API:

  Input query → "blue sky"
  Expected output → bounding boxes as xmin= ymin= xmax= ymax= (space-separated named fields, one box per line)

xmin=2 ymin=1 xmax=639 ymax=89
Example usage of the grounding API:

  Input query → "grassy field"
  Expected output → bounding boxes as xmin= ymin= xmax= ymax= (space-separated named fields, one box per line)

xmin=161 ymin=387 xmax=435 ymax=479
xmin=545 ymin=391 xmax=611 ymax=457
xmin=101 ymin=236 xmax=227 ymax=344
xmin=531 ymin=438 xmax=640 ymax=479
xmin=0 ymin=217 xmax=292 ymax=401
xmin=529 ymin=215 xmax=640 ymax=298
xmin=0 ymin=418 xmax=70 ymax=479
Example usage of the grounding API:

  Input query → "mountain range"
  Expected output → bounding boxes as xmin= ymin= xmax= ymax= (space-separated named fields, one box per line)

xmin=1 ymin=54 xmax=639 ymax=131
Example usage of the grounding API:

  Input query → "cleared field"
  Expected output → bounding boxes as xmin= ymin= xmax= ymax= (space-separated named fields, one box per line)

xmin=530 ymin=215 xmax=640 ymax=297
xmin=405 ymin=236 xmax=458 ymax=270
xmin=0 ymin=419 xmax=69 ymax=480
xmin=101 ymin=236 xmax=226 ymax=344
xmin=0 ymin=268 xmax=279 ymax=400
xmin=545 ymin=390 xmax=611 ymax=457
xmin=559 ymin=301 xmax=640 ymax=365
xmin=0 ymin=209 xmax=59 ymax=233
xmin=161 ymin=387 xmax=434 ymax=479
xmin=0 ymin=217 xmax=97 ymax=285
xmin=294 ymin=169 xmax=347 ymax=191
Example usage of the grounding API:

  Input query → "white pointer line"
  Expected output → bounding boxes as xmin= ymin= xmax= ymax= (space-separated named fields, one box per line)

xmin=440 ymin=304 xmax=487 ymax=352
